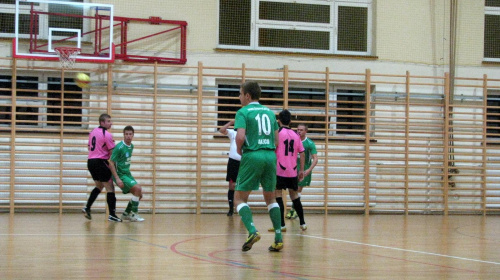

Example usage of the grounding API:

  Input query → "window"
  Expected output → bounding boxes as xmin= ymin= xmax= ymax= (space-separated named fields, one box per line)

xmin=487 ymin=91 xmax=500 ymax=140
xmin=217 ymin=83 xmax=367 ymax=137
xmin=485 ymin=0 xmax=500 ymax=60
xmin=331 ymin=89 xmax=366 ymax=136
xmin=47 ymin=77 xmax=82 ymax=127
xmin=0 ymin=75 xmax=40 ymax=126
xmin=0 ymin=75 xmax=84 ymax=128
xmin=0 ymin=0 xmax=83 ymax=38
xmin=218 ymin=0 xmax=372 ymax=55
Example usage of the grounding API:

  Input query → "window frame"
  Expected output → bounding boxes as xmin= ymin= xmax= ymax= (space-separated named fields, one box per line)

xmin=0 ymin=0 xmax=87 ymax=41
xmin=329 ymin=85 xmax=367 ymax=138
xmin=484 ymin=5 xmax=500 ymax=61
xmin=217 ymin=0 xmax=373 ymax=56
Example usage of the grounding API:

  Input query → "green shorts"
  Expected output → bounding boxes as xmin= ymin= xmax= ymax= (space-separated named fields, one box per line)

xmin=113 ymin=173 xmax=137 ymax=194
xmin=236 ymin=149 xmax=276 ymax=192
xmin=299 ymin=173 xmax=312 ymax=187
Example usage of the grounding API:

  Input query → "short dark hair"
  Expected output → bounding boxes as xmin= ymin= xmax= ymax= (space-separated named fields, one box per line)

xmin=278 ymin=109 xmax=291 ymax=126
xmin=99 ymin=113 xmax=111 ymax=125
xmin=297 ymin=123 xmax=308 ymax=131
xmin=123 ymin=125 xmax=134 ymax=133
xmin=241 ymin=81 xmax=261 ymax=101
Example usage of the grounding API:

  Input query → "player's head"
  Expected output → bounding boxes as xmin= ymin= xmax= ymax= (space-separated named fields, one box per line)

xmin=99 ymin=113 xmax=112 ymax=129
xmin=278 ymin=109 xmax=291 ymax=126
xmin=123 ymin=125 xmax=134 ymax=145
xmin=297 ymin=123 xmax=308 ymax=138
xmin=240 ymin=81 xmax=261 ymax=105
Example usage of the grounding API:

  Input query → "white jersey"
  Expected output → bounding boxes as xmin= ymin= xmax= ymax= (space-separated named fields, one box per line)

xmin=227 ymin=129 xmax=241 ymax=161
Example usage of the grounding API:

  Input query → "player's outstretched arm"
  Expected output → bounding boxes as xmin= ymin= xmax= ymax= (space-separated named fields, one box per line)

xmin=218 ymin=120 xmax=234 ymax=135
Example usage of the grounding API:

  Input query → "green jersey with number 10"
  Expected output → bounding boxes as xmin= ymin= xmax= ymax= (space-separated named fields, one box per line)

xmin=234 ymin=102 xmax=278 ymax=153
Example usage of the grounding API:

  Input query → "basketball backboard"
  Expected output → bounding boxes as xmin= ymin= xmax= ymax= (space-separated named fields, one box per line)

xmin=12 ymin=0 xmax=114 ymax=63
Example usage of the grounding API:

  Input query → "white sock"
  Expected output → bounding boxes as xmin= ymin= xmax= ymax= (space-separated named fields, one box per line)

xmin=268 ymin=202 xmax=279 ymax=211
xmin=236 ymin=203 xmax=248 ymax=213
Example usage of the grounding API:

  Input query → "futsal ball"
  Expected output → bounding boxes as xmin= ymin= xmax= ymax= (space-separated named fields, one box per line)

xmin=75 ymin=73 xmax=91 ymax=88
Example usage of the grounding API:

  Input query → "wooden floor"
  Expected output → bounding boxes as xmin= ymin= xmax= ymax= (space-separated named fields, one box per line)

xmin=1 ymin=213 xmax=500 ymax=279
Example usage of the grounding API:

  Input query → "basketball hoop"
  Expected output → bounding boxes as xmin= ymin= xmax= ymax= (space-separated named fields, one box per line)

xmin=54 ymin=47 xmax=81 ymax=69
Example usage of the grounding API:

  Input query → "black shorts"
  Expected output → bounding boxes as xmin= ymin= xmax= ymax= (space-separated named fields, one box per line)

xmin=87 ymin=158 xmax=112 ymax=182
xmin=226 ymin=158 xmax=240 ymax=182
xmin=276 ymin=175 xmax=298 ymax=191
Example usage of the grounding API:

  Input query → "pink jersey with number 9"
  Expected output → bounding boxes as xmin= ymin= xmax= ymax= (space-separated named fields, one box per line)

xmin=88 ymin=127 xmax=115 ymax=159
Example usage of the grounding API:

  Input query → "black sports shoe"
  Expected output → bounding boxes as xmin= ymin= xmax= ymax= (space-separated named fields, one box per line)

xmin=82 ymin=207 xmax=91 ymax=220
xmin=227 ymin=210 xmax=233 ymax=216
xmin=108 ymin=214 xmax=122 ymax=222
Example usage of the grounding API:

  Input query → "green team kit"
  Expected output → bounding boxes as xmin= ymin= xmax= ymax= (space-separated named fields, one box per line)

xmin=110 ymin=140 xmax=137 ymax=194
xmin=234 ymin=103 xmax=279 ymax=192
xmin=297 ymin=137 xmax=317 ymax=187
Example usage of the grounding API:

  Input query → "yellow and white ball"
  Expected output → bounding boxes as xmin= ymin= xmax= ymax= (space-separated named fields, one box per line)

xmin=75 ymin=73 xmax=91 ymax=88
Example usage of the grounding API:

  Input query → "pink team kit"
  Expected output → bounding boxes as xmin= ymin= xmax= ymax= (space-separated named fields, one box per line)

xmin=276 ymin=127 xmax=304 ymax=178
xmin=88 ymin=127 xmax=115 ymax=159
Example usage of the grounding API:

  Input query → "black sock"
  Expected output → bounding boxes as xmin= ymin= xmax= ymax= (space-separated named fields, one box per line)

xmin=228 ymin=190 xmax=234 ymax=212
xmin=107 ymin=192 xmax=117 ymax=216
xmin=86 ymin=187 xmax=101 ymax=209
xmin=292 ymin=197 xmax=305 ymax=225
xmin=276 ymin=197 xmax=285 ymax=227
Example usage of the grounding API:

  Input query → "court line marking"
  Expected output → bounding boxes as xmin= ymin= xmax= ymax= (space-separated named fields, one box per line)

xmin=301 ymin=234 xmax=500 ymax=266
xmin=0 ymin=233 xmax=247 ymax=236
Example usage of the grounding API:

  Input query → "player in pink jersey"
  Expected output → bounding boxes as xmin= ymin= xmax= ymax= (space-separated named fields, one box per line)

xmin=269 ymin=109 xmax=307 ymax=232
xmin=82 ymin=113 xmax=122 ymax=222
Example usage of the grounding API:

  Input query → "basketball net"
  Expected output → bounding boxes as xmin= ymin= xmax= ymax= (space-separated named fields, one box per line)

xmin=54 ymin=47 xmax=81 ymax=69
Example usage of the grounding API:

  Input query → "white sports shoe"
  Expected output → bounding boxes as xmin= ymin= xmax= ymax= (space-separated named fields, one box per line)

xmin=121 ymin=212 xmax=131 ymax=221
xmin=300 ymin=224 xmax=307 ymax=231
xmin=130 ymin=212 xmax=145 ymax=222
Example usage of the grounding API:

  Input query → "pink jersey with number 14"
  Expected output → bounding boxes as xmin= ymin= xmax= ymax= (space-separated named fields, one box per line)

xmin=88 ymin=126 xmax=115 ymax=159
xmin=276 ymin=127 xmax=304 ymax=178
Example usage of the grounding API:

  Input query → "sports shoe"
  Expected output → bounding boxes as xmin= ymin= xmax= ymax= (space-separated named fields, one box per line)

xmin=285 ymin=209 xmax=295 ymax=219
xmin=82 ymin=207 xmax=91 ymax=220
xmin=129 ymin=212 xmax=145 ymax=222
xmin=108 ymin=214 xmax=122 ymax=222
xmin=291 ymin=210 xmax=298 ymax=219
xmin=268 ymin=226 xmax=286 ymax=232
xmin=268 ymin=240 xmax=284 ymax=252
xmin=242 ymin=231 xmax=261 ymax=251
xmin=121 ymin=212 xmax=131 ymax=221
xmin=227 ymin=210 xmax=233 ymax=216
xmin=300 ymin=224 xmax=307 ymax=231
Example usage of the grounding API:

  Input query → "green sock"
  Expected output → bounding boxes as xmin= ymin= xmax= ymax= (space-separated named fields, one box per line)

xmin=131 ymin=200 xmax=139 ymax=213
xmin=238 ymin=204 xmax=257 ymax=234
xmin=269 ymin=206 xmax=283 ymax=241
xmin=125 ymin=201 xmax=133 ymax=214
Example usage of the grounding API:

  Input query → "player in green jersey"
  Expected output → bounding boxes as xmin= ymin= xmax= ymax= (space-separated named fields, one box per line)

xmin=109 ymin=125 xmax=145 ymax=222
xmin=286 ymin=123 xmax=318 ymax=219
xmin=234 ymin=81 xmax=283 ymax=252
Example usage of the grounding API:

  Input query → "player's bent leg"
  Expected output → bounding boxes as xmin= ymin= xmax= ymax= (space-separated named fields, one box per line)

xmin=127 ymin=184 xmax=144 ymax=222
xmin=83 ymin=181 xmax=104 ymax=220
xmin=102 ymin=180 xmax=121 ymax=222
xmin=291 ymin=194 xmax=306 ymax=230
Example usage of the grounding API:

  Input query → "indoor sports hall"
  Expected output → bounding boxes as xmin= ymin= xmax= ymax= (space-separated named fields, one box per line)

xmin=1 ymin=0 xmax=500 ymax=279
